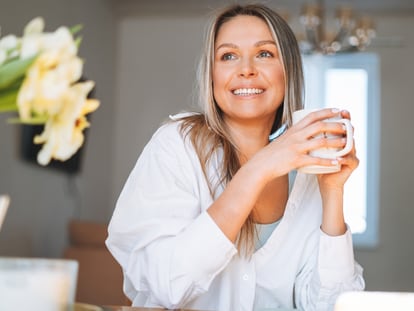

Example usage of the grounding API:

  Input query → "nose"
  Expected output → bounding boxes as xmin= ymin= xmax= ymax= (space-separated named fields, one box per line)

xmin=239 ymin=58 xmax=257 ymax=78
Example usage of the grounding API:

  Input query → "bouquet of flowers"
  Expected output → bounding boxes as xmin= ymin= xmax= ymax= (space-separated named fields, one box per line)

xmin=0 ymin=17 xmax=99 ymax=166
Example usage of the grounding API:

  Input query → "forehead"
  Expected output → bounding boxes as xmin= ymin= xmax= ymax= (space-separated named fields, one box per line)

xmin=215 ymin=15 xmax=274 ymax=43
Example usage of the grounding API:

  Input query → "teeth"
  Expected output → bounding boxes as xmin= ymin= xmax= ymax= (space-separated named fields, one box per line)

xmin=233 ymin=88 xmax=264 ymax=96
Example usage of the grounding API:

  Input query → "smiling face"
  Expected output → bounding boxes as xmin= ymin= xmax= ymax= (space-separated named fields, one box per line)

xmin=212 ymin=15 xmax=285 ymax=130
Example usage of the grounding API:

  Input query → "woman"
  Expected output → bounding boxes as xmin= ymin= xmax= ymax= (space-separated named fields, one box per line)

xmin=106 ymin=4 xmax=364 ymax=311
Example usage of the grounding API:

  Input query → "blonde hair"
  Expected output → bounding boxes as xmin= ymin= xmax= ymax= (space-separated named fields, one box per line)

xmin=179 ymin=4 xmax=304 ymax=255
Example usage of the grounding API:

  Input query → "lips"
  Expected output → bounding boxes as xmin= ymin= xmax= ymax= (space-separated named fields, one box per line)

xmin=232 ymin=88 xmax=264 ymax=96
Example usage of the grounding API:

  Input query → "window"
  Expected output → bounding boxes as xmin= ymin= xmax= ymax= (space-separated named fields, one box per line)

xmin=302 ymin=53 xmax=380 ymax=248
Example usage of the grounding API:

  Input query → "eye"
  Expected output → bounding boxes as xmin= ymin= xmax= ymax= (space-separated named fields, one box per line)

xmin=221 ymin=52 xmax=237 ymax=61
xmin=258 ymin=50 xmax=274 ymax=58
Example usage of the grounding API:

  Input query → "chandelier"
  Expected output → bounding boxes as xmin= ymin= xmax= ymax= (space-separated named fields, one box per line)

xmin=295 ymin=2 xmax=376 ymax=55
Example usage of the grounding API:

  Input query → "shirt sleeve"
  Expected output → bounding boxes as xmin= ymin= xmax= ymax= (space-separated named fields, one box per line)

xmin=294 ymin=227 xmax=365 ymax=311
xmin=105 ymin=123 xmax=237 ymax=309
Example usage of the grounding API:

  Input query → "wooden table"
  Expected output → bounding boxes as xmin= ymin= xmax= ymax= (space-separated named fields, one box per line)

xmin=103 ymin=307 xmax=204 ymax=311
xmin=85 ymin=304 xmax=294 ymax=311
xmin=74 ymin=303 xmax=194 ymax=311
xmin=103 ymin=307 xmax=294 ymax=311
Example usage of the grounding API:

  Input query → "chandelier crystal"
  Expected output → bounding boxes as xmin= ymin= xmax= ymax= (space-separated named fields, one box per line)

xmin=297 ymin=2 xmax=376 ymax=55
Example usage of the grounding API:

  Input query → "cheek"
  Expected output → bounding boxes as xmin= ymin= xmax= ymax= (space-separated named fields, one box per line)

xmin=267 ymin=65 xmax=285 ymax=83
xmin=278 ymin=70 xmax=285 ymax=84
xmin=212 ymin=68 xmax=228 ymax=99
xmin=266 ymin=65 xmax=286 ymax=101
xmin=275 ymin=66 xmax=286 ymax=86
xmin=213 ymin=67 xmax=226 ymax=87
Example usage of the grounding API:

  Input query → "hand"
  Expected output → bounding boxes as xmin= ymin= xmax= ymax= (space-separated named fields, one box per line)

xmin=317 ymin=110 xmax=359 ymax=192
xmin=316 ymin=110 xmax=359 ymax=236
xmin=251 ymin=108 xmax=352 ymax=181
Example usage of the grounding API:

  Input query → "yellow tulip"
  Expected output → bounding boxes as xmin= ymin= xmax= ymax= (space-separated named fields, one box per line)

xmin=33 ymin=81 xmax=99 ymax=165
xmin=1 ymin=16 xmax=100 ymax=166
xmin=17 ymin=52 xmax=83 ymax=119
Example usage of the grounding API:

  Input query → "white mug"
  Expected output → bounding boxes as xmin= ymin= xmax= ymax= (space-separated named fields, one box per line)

xmin=293 ymin=108 xmax=354 ymax=174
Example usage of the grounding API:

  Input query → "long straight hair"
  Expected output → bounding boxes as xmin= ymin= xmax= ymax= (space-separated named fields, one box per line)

xmin=179 ymin=4 xmax=304 ymax=255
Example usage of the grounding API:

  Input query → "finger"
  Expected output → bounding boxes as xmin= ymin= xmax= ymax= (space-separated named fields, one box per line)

xmin=338 ymin=152 xmax=360 ymax=170
xmin=293 ymin=108 xmax=341 ymax=129
xmin=340 ymin=109 xmax=351 ymax=120
xmin=297 ymin=154 xmax=341 ymax=169
xmin=299 ymin=136 xmax=347 ymax=153
xmin=307 ymin=121 xmax=348 ymax=139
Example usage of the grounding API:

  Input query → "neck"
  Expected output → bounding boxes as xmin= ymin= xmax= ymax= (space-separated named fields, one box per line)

xmin=253 ymin=174 xmax=289 ymax=224
xmin=224 ymin=117 xmax=273 ymax=162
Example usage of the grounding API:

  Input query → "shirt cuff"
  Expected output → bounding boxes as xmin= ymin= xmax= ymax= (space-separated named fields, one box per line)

xmin=318 ymin=226 xmax=355 ymax=285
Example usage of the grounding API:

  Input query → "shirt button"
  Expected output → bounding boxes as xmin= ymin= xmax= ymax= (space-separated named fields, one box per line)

xmin=242 ymin=274 xmax=249 ymax=281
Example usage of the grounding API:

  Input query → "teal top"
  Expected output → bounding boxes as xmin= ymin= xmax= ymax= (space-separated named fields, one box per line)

xmin=254 ymin=171 xmax=296 ymax=250
xmin=255 ymin=219 xmax=281 ymax=250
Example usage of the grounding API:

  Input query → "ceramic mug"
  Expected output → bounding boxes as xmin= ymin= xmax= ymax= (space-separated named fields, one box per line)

xmin=293 ymin=108 xmax=353 ymax=174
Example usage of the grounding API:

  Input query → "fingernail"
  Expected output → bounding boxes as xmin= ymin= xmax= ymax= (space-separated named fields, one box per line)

xmin=331 ymin=159 xmax=339 ymax=165
xmin=332 ymin=108 xmax=340 ymax=113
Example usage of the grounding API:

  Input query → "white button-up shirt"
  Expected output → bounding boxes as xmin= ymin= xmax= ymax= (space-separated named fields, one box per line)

xmin=106 ymin=119 xmax=365 ymax=311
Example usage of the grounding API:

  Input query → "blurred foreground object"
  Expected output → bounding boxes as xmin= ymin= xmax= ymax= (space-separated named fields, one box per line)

xmin=0 ymin=257 xmax=78 ymax=311
xmin=335 ymin=291 xmax=414 ymax=311
xmin=0 ymin=195 xmax=10 ymax=231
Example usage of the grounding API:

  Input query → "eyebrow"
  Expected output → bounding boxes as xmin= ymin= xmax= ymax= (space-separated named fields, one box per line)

xmin=215 ymin=40 xmax=276 ymax=51
xmin=255 ymin=40 xmax=277 ymax=47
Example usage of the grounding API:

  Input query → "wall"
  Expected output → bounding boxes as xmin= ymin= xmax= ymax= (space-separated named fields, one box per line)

xmin=112 ymin=0 xmax=414 ymax=292
xmin=1 ymin=0 xmax=413 ymax=293
xmin=354 ymin=13 xmax=414 ymax=291
xmin=0 ymin=0 xmax=116 ymax=257
xmin=111 ymin=2 xmax=208 ymax=200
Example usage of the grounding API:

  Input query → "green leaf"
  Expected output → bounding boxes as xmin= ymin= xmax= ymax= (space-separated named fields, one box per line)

xmin=0 ymin=76 xmax=24 ymax=112
xmin=0 ymin=55 xmax=37 ymax=90
xmin=70 ymin=24 xmax=83 ymax=36
xmin=8 ymin=115 xmax=48 ymax=125
xmin=0 ymin=88 xmax=19 ymax=112
xmin=2 ymin=55 xmax=19 ymax=65
xmin=75 ymin=36 xmax=83 ymax=49
xmin=0 ymin=96 xmax=18 ymax=112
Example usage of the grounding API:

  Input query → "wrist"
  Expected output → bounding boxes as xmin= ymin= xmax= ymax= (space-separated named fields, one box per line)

xmin=243 ymin=151 xmax=275 ymax=185
xmin=320 ymin=185 xmax=344 ymax=203
xmin=319 ymin=185 xmax=346 ymax=236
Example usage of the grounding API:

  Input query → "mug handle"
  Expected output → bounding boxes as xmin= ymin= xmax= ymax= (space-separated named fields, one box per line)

xmin=330 ymin=119 xmax=353 ymax=157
